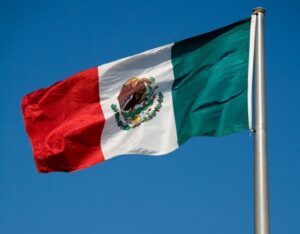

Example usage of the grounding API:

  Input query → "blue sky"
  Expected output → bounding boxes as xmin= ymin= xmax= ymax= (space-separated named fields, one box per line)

xmin=1 ymin=0 xmax=299 ymax=233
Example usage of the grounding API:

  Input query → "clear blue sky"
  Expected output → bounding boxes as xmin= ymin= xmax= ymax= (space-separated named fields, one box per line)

xmin=0 ymin=0 xmax=299 ymax=233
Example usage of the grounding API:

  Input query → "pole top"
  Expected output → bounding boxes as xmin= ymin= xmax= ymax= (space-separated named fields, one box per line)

xmin=253 ymin=7 xmax=266 ymax=15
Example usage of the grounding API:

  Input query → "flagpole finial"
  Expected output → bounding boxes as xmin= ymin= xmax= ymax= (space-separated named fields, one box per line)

xmin=253 ymin=7 xmax=266 ymax=15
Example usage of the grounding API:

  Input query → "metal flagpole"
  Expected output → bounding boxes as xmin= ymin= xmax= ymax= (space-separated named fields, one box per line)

xmin=253 ymin=7 xmax=270 ymax=234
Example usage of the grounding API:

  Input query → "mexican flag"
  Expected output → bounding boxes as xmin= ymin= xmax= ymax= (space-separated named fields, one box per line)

xmin=22 ymin=18 xmax=255 ymax=172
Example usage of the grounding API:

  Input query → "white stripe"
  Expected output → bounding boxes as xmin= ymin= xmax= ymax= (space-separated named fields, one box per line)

xmin=98 ymin=44 xmax=179 ymax=160
xmin=248 ymin=15 xmax=257 ymax=131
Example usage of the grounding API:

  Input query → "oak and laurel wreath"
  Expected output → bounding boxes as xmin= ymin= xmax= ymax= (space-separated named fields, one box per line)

xmin=111 ymin=92 xmax=164 ymax=130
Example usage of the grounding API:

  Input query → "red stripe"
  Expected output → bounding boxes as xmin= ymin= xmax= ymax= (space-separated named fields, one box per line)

xmin=22 ymin=68 xmax=105 ymax=172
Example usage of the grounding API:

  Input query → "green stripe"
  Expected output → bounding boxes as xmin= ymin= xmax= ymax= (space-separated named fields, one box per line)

xmin=171 ymin=18 xmax=251 ymax=145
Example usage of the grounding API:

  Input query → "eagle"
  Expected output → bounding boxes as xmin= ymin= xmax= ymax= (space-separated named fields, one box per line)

xmin=118 ymin=77 xmax=152 ymax=111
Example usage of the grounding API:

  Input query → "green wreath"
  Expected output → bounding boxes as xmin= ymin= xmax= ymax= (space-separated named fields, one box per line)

xmin=111 ymin=92 xmax=164 ymax=130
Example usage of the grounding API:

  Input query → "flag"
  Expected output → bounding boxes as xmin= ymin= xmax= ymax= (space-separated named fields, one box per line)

xmin=22 ymin=18 xmax=253 ymax=172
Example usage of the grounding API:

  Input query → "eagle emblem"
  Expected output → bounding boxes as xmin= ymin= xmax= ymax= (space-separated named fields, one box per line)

xmin=111 ymin=77 xmax=164 ymax=130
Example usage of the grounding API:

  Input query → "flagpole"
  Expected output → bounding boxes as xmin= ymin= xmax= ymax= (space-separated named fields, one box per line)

xmin=253 ymin=7 xmax=270 ymax=234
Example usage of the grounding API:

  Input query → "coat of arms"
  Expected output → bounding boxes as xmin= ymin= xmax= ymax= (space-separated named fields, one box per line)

xmin=111 ymin=77 xmax=164 ymax=130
